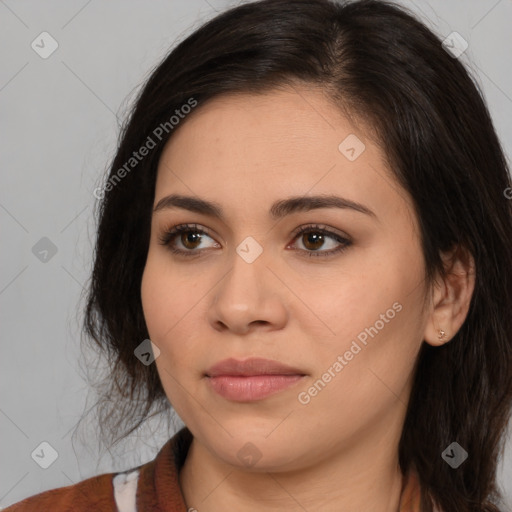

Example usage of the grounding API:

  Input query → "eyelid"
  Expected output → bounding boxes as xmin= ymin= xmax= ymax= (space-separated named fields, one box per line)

xmin=289 ymin=223 xmax=351 ymax=242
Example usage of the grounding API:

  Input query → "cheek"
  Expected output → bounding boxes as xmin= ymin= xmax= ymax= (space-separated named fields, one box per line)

xmin=298 ymin=292 xmax=423 ymax=434
xmin=305 ymin=243 xmax=426 ymax=386
xmin=141 ymin=255 xmax=197 ymax=412
xmin=141 ymin=251 xmax=192 ymax=342
xmin=140 ymin=258 xmax=165 ymax=339
xmin=304 ymin=249 xmax=412 ymax=347
xmin=141 ymin=252 xmax=207 ymax=376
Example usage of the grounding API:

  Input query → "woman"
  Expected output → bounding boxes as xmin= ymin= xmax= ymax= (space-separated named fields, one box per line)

xmin=5 ymin=0 xmax=512 ymax=510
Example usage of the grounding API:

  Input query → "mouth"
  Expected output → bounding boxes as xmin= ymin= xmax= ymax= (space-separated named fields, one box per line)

xmin=205 ymin=357 xmax=306 ymax=378
xmin=205 ymin=374 xmax=306 ymax=402
xmin=204 ymin=357 xmax=307 ymax=402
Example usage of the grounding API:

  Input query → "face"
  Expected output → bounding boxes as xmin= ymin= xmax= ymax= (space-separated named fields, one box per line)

xmin=141 ymin=85 xmax=431 ymax=472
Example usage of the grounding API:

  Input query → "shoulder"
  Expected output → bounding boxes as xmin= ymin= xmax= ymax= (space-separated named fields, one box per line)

xmin=2 ymin=471 xmax=120 ymax=512
xmin=3 ymin=427 xmax=193 ymax=512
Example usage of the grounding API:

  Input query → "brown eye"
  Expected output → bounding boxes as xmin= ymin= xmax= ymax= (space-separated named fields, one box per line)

xmin=179 ymin=231 xmax=204 ymax=250
xmin=158 ymin=224 xmax=218 ymax=256
xmin=290 ymin=225 xmax=352 ymax=258
xmin=159 ymin=223 xmax=351 ymax=259
xmin=301 ymin=231 xmax=326 ymax=251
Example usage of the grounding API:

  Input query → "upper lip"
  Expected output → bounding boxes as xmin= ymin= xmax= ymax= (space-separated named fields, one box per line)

xmin=205 ymin=357 xmax=306 ymax=377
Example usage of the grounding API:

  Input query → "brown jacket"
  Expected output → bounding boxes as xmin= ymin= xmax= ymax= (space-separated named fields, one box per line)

xmin=4 ymin=426 xmax=423 ymax=511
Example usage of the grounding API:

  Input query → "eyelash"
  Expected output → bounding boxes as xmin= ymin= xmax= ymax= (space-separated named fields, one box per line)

xmin=157 ymin=223 xmax=352 ymax=259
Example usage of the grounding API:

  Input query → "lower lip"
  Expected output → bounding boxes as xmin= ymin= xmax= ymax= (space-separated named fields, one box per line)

xmin=206 ymin=374 xmax=305 ymax=402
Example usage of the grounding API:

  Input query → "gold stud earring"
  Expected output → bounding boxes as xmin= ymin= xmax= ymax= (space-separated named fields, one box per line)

xmin=438 ymin=329 xmax=447 ymax=341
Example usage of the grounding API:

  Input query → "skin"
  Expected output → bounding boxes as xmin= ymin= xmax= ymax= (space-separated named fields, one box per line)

xmin=140 ymin=84 xmax=475 ymax=512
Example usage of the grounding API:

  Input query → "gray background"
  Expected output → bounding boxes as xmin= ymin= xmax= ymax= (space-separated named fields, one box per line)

xmin=1 ymin=0 xmax=511 ymax=508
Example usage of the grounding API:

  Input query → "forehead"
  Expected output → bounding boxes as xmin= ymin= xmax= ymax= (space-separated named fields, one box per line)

xmin=155 ymin=87 xmax=414 ymax=229
xmin=161 ymin=87 xmax=370 ymax=162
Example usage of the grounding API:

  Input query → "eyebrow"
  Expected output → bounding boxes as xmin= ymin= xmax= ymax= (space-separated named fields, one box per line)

xmin=153 ymin=193 xmax=377 ymax=220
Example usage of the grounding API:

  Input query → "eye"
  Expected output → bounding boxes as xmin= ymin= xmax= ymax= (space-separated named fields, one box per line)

xmin=158 ymin=223 xmax=219 ymax=256
xmin=288 ymin=224 xmax=352 ymax=258
xmin=158 ymin=223 xmax=352 ymax=258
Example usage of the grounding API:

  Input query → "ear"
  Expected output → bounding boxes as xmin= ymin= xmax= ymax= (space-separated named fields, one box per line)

xmin=423 ymin=245 xmax=476 ymax=346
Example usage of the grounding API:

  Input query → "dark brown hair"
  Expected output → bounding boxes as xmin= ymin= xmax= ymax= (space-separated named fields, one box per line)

xmin=82 ymin=1 xmax=512 ymax=510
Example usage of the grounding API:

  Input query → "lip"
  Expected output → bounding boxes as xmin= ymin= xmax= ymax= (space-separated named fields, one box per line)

xmin=205 ymin=357 xmax=307 ymax=402
xmin=205 ymin=357 xmax=306 ymax=377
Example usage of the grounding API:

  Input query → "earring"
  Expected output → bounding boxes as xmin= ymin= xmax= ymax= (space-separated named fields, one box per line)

xmin=438 ymin=329 xmax=447 ymax=341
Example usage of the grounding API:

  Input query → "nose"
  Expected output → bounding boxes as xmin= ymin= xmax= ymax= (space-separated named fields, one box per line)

xmin=207 ymin=247 xmax=288 ymax=335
